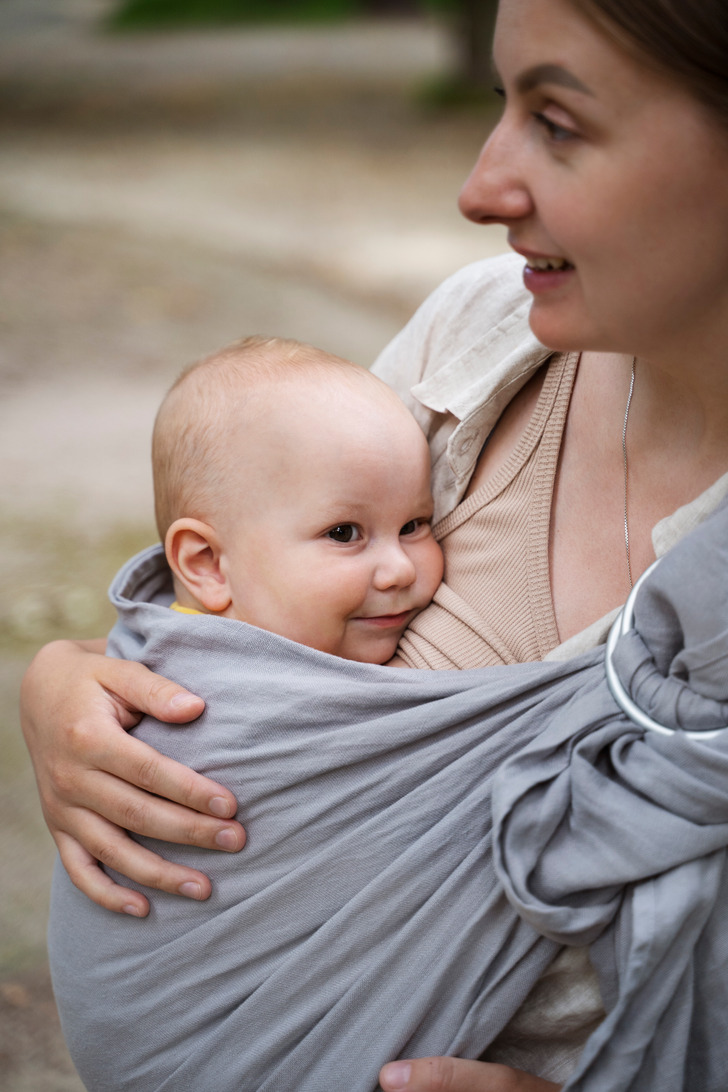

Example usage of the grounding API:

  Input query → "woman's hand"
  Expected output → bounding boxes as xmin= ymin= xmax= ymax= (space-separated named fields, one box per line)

xmin=20 ymin=639 xmax=246 ymax=918
xmin=380 ymin=1058 xmax=562 ymax=1092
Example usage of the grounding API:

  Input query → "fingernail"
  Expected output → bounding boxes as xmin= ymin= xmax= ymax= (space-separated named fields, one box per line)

xmin=215 ymin=828 xmax=239 ymax=851
xmin=178 ymin=881 xmax=204 ymax=899
xmin=170 ymin=692 xmax=200 ymax=710
xmin=209 ymin=796 xmax=233 ymax=818
xmin=381 ymin=1062 xmax=411 ymax=1089
xmin=123 ymin=904 xmax=145 ymax=917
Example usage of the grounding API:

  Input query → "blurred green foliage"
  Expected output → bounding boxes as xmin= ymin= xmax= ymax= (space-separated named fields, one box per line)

xmin=109 ymin=0 xmax=456 ymax=30
xmin=107 ymin=0 xmax=496 ymax=106
xmin=0 ymin=517 xmax=157 ymax=658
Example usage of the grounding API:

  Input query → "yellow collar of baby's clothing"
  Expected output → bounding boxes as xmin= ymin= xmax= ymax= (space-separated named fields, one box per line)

xmin=170 ymin=601 xmax=203 ymax=615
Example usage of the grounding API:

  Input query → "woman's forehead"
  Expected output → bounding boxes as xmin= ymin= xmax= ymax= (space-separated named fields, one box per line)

xmin=494 ymin=0 xmax=701 ymax=107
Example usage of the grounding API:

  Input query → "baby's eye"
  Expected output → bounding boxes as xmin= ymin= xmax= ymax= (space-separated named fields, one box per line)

xmin=327 ymin=524 xmax=360 ymax=543
xmin=400 ymin=519 xmax=428 ymax=536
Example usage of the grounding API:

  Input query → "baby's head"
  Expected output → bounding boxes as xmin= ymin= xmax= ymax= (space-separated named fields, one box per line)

xmin=152 ymin=336 xmax=443 ymax=664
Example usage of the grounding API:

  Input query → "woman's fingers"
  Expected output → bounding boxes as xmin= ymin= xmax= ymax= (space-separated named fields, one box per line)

xmin=97 ymin=653 xmax=206 ymax=727
xmin=82 ymin=728 xmax=240 ymax=825
xmin=55 ymin=824 xmax=215 ymax=917
xmin=61 ymin=653 xmax=242 ymax=823
xmin=380 ymin=1058 xmax=490 ymax=1092
xmin=55 ymin=831 xmax=152 ymax=917
xmin=379 ymin=1058 xmax=562 ymax=1092
xmin=21 ymin=640 xmax=246 ymax=911
xmin=67 ymin=762 xmax=246 ymax=850
xmin=50 ymin=781 xmax=244 ymax=911
xmin=21 ymin=639 xmax=239 ymax=827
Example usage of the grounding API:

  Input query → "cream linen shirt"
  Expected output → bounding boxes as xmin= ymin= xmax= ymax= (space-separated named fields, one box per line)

xmin=372 ymin=251 xmax=728 ymax=1081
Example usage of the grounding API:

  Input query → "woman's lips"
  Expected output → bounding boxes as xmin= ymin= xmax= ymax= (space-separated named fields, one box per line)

xmin=518 ymin=253 xmax=576 ymax=295
xmin=522 ymin=259 xmax=575 ymax=295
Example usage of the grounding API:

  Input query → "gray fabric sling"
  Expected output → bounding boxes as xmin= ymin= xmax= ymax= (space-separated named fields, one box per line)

xmin=48 ymin=502 xmax=728 ymax=1092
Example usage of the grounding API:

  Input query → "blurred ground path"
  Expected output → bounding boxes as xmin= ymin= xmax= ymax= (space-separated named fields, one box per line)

xmin=0 ymin=3 xmax=507 ymax=1088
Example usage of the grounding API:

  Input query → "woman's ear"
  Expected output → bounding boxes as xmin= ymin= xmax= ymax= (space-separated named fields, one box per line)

xmin=165 ymin=519 xmax=232 ymax=614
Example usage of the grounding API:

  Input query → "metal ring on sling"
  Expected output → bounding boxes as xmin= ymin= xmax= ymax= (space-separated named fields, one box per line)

xmin=605 ymin=558 xmax=727 ymax=741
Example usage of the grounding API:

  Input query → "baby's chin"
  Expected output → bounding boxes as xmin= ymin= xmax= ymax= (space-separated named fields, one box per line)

xmin=352 ymin=641 xmax=409 ymax=668
xmin=384 ymin=652 xmax=409 ymax=668
xmin=338 ymin=638 xmax=406 ymax=667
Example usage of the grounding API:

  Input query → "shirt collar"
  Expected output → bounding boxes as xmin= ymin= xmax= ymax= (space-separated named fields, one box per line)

xmin=412 ymin=295 xmax=552 ymax=484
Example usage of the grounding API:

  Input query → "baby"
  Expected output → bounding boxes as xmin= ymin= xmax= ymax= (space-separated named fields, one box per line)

xmin=153 ymin=334 xmax=444 ymax=664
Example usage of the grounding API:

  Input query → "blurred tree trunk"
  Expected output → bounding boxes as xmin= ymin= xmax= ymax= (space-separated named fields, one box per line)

xmin=454 ymin=0 xmax=497 ymax=90
xmin=362 ymin=0 xmax=420 ymax=11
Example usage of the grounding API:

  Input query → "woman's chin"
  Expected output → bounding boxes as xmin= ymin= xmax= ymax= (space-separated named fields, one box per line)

xmin=526 ymin=299 xmax=598 ymax=354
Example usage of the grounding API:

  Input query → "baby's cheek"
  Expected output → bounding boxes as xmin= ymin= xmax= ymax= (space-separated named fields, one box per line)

xmin=420 ymin=541 xmax=444 ymax=601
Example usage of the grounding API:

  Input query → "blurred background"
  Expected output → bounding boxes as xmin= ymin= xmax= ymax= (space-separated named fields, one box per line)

xmin=0 ymin=0 xmax=507 ymax=1086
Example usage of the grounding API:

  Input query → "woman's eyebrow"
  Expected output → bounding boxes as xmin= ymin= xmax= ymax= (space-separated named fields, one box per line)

xmin=515 ymin=63 xmax=595 ymax=96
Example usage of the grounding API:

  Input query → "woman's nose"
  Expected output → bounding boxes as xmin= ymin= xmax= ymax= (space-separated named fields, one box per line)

xmin=458 ymin=120 xmax=533 ymax=226
xmin=373 ymin=544 xmax=417 ymax=591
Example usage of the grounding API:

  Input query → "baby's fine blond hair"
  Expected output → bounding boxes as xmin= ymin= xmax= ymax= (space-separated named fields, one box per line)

xmin=152 ymin=335 xmax=400 ymax=540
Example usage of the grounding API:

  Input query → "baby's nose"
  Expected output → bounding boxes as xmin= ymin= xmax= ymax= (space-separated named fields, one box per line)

xmin=373 ymin=544 xmax=417 ymax=590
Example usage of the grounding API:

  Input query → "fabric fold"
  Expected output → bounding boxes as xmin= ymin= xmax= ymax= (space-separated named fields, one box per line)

xmin=492 ymin=500 xmax=728 ymax=1091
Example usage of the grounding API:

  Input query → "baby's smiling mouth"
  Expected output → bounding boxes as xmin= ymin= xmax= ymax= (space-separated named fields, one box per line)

xmin=356 ymin=611 xmax=412 ymax=628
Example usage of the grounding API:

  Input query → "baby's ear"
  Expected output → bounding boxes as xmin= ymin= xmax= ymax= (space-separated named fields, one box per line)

xmin=165 ymin=519 xmax=232 ymax=614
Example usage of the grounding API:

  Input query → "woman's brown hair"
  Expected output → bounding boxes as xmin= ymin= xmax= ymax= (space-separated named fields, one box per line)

xmin=575 ymin=0 xmax=728 ymax=123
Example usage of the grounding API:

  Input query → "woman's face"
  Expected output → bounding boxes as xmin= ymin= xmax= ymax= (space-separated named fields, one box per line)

xmin=460 ymin=0 xmax=728 ymax=360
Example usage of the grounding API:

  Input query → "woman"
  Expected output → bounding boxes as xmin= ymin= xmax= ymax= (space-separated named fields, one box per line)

xmin=21 ymin=0 xmax=728 ymax=1088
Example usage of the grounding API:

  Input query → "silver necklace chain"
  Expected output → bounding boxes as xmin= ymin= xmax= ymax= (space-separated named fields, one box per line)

xmin=622 ymin=357 xmax=636 ymax=589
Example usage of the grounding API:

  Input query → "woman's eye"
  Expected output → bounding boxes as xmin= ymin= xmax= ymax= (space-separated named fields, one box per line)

xmin=532 ymin=112 xmax=576 ymax=143
xmin=327 ymin=524 xmax=360 ymax=543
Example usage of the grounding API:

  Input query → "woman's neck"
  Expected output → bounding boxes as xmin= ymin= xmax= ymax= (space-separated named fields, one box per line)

xmin=611 ymin=348 xmax=728 ymax=483
xmin=550 ymin=349 xmax=728 ymax=643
